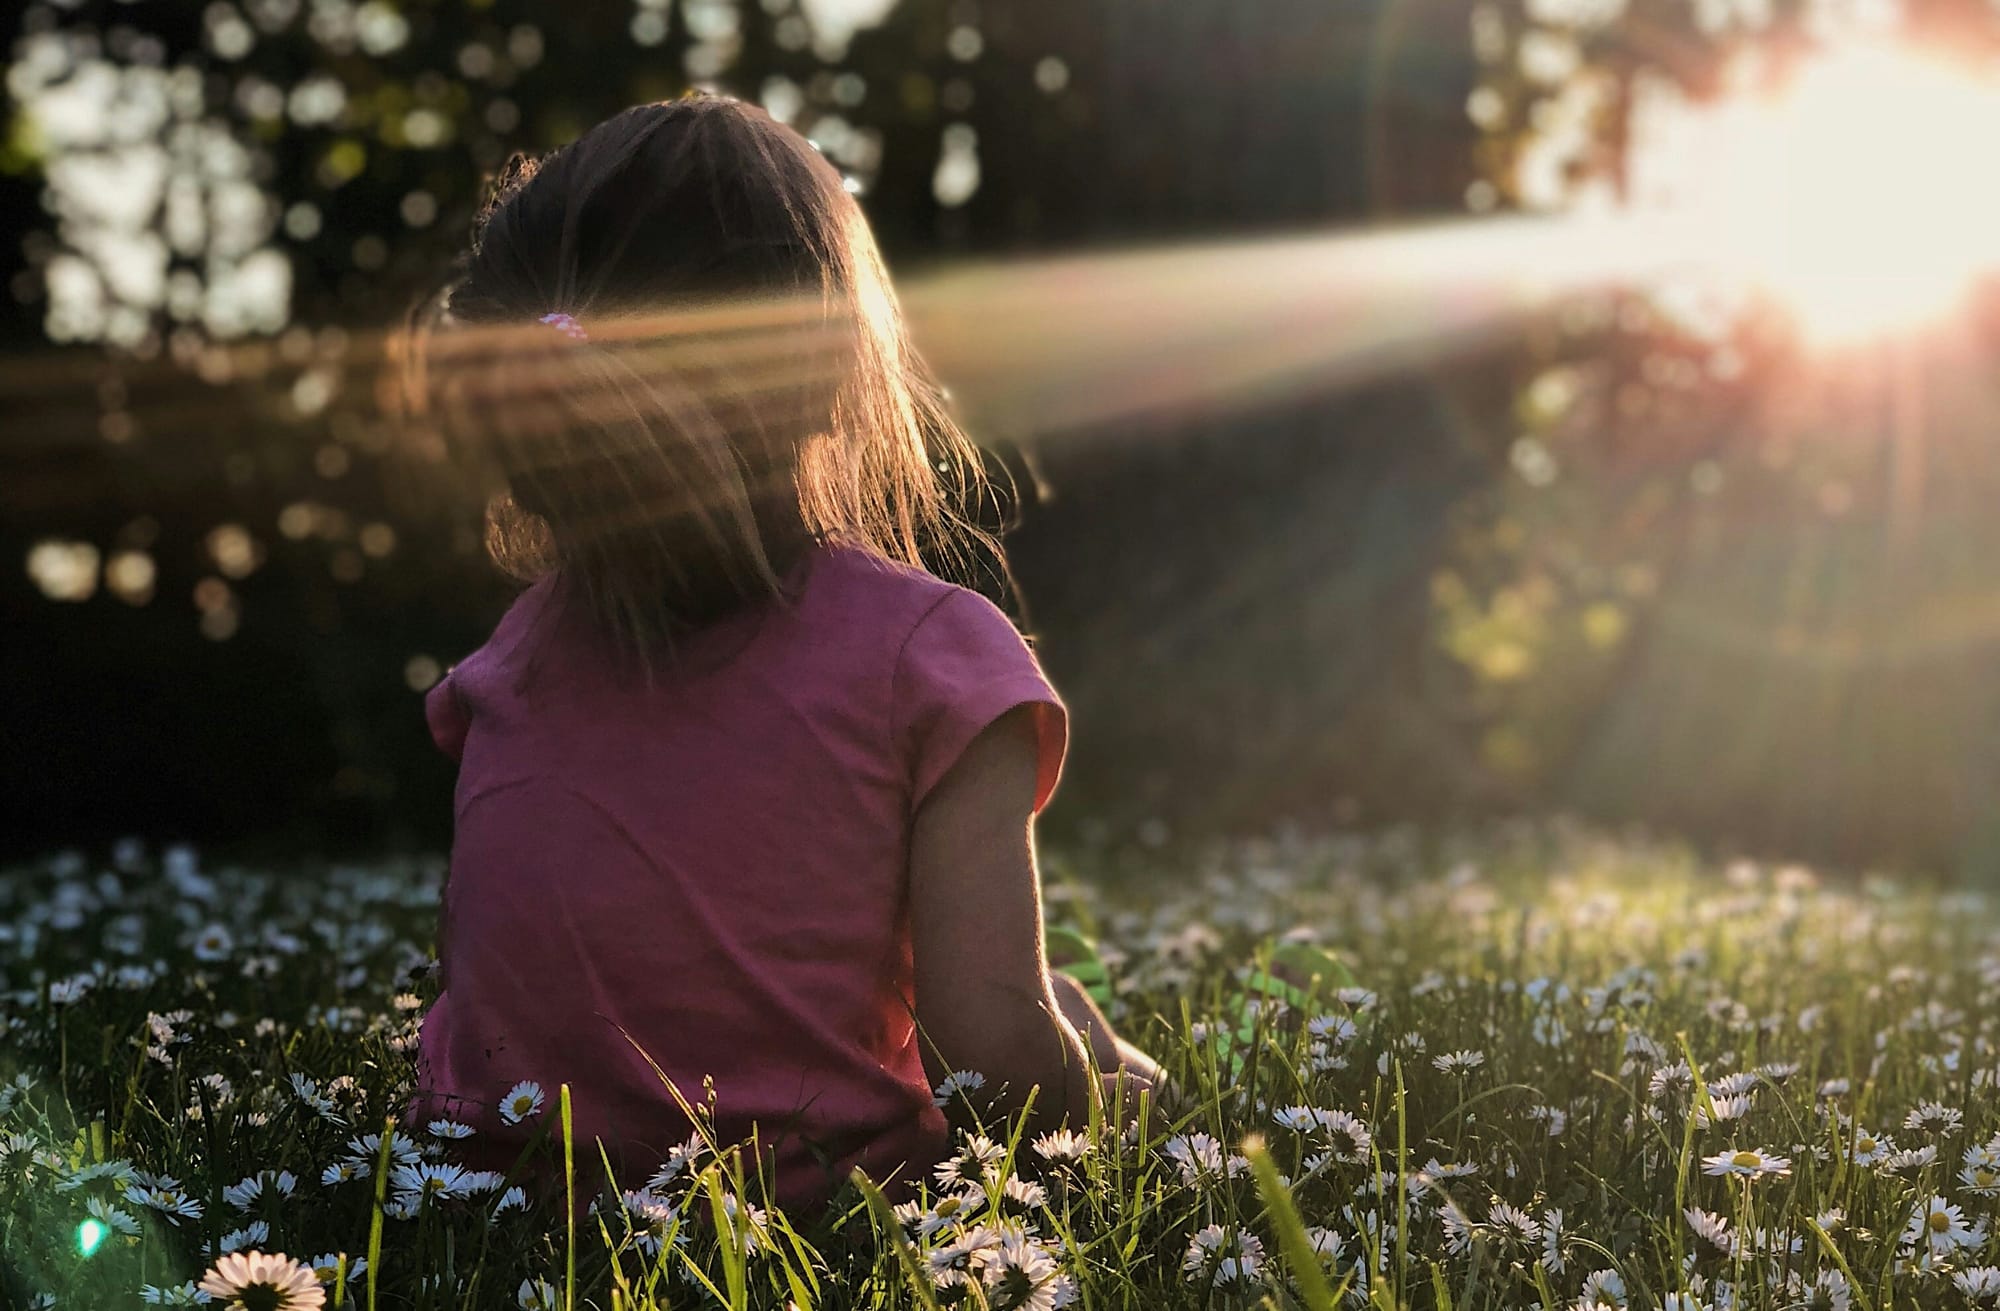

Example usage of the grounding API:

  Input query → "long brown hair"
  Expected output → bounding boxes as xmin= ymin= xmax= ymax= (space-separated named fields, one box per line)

xmin=405 ymin=94 xmax=1000 ymax=670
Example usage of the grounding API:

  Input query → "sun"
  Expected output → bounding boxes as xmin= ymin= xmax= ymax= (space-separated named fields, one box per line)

xmin=1678 ymin=47 xmax=2000 ymax=344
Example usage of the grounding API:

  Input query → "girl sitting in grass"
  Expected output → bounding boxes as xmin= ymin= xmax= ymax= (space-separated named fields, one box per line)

xmin=404 ymin=94 xmax=1158 ymax=1208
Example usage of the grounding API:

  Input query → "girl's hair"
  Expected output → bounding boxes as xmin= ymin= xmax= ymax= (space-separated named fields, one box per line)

xmin=405 ymin=94 xmax=1001 ymax=668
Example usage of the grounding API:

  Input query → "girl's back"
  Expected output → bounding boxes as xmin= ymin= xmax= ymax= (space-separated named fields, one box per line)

xmin=415 ymin=544 xmax=1063 ymax=1204
xmin=405 ymin=92 xmax=1154 ymax=1210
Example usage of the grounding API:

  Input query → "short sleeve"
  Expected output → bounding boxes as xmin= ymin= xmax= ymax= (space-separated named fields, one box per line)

xmin=893 ymin=590 xmax=1068 ymax=815
xmin=424 ymin=669 xmax=470 ymax=763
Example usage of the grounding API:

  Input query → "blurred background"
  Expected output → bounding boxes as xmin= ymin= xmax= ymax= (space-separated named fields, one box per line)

xmin=11 ymin=0 xmax=2000 ymax=875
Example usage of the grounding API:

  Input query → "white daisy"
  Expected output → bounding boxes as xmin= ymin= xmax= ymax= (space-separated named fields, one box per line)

xmin=139 ymin=1282 xmax=209 ymax=1305
xmin=935 ymin=1133 xmax=1007 ymax=1190
xmin=198 ymin=1250 xmax=324 ymax=1309
xmin=1578 ymin=1268 xmax=1627 ymax=1308
xmin=1904 ymin=1101 xmax=1964 ymax=1134
xmin=86 ymin=1195 xmax=141 ymax=1238
xmin=223 ymin=1170 xmax=297 ymax=1211
xmin=127 ymin=1183 xmax=204 ymax=1224
xmin=1684 ymin=1208 xmax=1739 ymax=1257
xmin=1162 ymin=1132 xmax=1227 ymax=1183
xmin=1954 ymin=1268 xmax=2000 ymax=1304
xmin=497 ymin=1081 xmax=545 ymax=1125
xmin=306 ymin=1253 xmax=364 ymax=1287
xmin=932 ymin=1070 xmax=988 ymax=1107
xmin=1541 ymin=1207 xmax=1566 ymax=1273
xmin=975 ymin=1228 xmax=1066 ymax=1311
xmin=218 ymin=1221 xmax=270 ymax=1254
xmin=1847 ymin=1129 xmax=1893 ymax=1165
xmin=1904 ymin=1195 xmax=1979 ymax=1261
xmin=390 ymin=1161 xmax=474 ymax=1203
xmin=1700 ymin=1147 xmax=1791 ymax=1178
xmin=1489 ymin=1200 xmax=1540 ymax=1247
xmin=321 ymin=1160 xmax=368 ymax=1186
xmin=1031 ymin=1128 xmax=1090 ymax=1163
xmin=1693 ymin=1093 xmax=1754 ymax=1128
xmin=1182 ymin=1224 xmax=1264 ymax=1284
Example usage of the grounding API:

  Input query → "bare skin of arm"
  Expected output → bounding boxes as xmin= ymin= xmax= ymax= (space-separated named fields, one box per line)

xmin=910 ymin=708 xmax=1158 ymax=1131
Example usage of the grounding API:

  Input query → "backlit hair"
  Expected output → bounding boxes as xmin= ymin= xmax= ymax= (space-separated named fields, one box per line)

xmin=405 ymin=94 xmax=1000 ymax=671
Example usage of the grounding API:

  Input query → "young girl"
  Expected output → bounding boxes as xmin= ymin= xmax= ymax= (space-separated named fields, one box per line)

xmin=407 ymin=94 xmax=1157 ymax=1209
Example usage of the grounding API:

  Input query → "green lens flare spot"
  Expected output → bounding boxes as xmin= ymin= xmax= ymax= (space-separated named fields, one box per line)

xmin=76 ymin=1217 xmax=108 ymax=1257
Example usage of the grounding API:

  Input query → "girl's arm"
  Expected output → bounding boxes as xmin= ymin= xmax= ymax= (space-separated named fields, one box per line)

xmin=909 ymin=707 xmax=1154 ymax=1129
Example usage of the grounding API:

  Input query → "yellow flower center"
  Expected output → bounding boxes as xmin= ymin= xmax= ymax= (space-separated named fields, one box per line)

xmin=1979 ymin=1169 xmax=1999 ymax=1187
xmin=1930 ymin=1211 xmax=1952 ymax=1233
xmin=1731 ymin=1151 xmax=1762 ymax=1169
xmin=1856 ymin=1137 xmax=1875 ymax=1154
xmin=935 ymin=1196 xmax=961 ymax=1217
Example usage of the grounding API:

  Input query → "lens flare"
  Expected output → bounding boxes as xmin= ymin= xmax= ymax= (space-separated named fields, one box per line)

xmin=75 ymin=1217 xmax=107 ymax=1257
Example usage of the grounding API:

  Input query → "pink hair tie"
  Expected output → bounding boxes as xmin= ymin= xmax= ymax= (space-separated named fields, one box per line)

xmin=538 ymin=311 xmax=587 ymax=341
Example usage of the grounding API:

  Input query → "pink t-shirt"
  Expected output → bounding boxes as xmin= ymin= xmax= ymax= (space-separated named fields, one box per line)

xmin=412 ymin=544 xmax=1065 ymax=1207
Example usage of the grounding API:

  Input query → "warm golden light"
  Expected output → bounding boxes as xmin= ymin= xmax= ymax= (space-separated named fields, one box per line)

xmin=1688 ymin=48 xmax=2000 ymax=343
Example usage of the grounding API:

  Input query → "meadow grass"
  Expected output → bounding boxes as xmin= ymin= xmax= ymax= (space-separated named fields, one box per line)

xmin=3 ymin=824 xmax=1999 ymax=1309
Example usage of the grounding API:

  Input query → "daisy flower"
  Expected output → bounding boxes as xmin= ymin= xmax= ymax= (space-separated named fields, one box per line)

xmin=86 ymin=1195 xmax=141 ymax=1238
xmin=1303 ymin=1226 xmax=1343 ymax=1262
xmin=218 ymin=1221 xmax=270 ymax=1254
xmin=1954 ymin=1268 xmax=2000 ymax=1304
xmin=1579 ymin=1269 xmax=1628 ymax=1309
xmin=1708 ymin=1071 xmax=1759 ymax=1098
xmin=426 ymin=1119 xmax=475 ymax=1140
xmin=1432 ymin=1049 xmax=1485 ymax=1076
xmin=975 ymin=1228 xmax=1067 ymax=1311
xmin=1904 ymin=1195 xmax=1979 ymax=1260
xmin=1438 ymin=1199 xmax=1474 ymax=1256
xmin=1692 ymin=1093 xmax=1753 ymax=1128
xmin=1791 ymin=1269 xmax=1851 ymax=1311
xmin=307 ymin=1253 xmax=364 ymax=1287
xmin=1541 ymin=1208 xmax=1566 ymax=1273
xmin=718 ymin=1194 xmax=767 ymax=1254
xmin=1847 ymin=1130 xmax=1893 ymax=1165
xmin=1489 ymin=1200 xmax=1540 ymax=1247
xmin=1885 ymin=1145 xmax=1938 ymax=1172
xmin=321 ymin=1160 xmax=368 ymax=1186
xmin=935 ymin=1133 xmax=1007 ymax=1190
xmin=517 ymin=1278 xmax=559 ymax=1311
xmin=198 ymin=1250 xmax=324 ymax=1309
xmin=1273 ymin=1105 xmax=1323 ymax=1132
xmin=929 ymin=1230 xmax=999 ymax=1289
xmin=497 ymin=1081 xmax=545 ymax=1125
xmin=390 ymin=1161 xmax=474 ymax=1203
xmin=127 ymin=1183 xmax=204 ymax=1223
xmin=1684 ymin=1208 xmax=1739 ymax=1257
xmin=1963 ymin=1162 xmax=2000 ymax=1196
xmin=139 ymin=1282 xmax=208 ymax=1305
xmin=1162 ymin=1132 xmax=1227 ymax=1183
xmin=1031 ymin=1128 xmax=1090 ymax=1163
xmin=223 ymin=1170 xmax=297 ymax=1211
xmin=1308 ymin=1013 xmax=1359 ymax=1043
xmin=932 ymin=1070 xmax=987 ymax=1107
xmin=1000 ymin=1174 xmax=1049 ymax=1211
xmin=1700 ymin=1147 xmax=1791 ymax=1178
xmin=190 ymin=924 xmax=235 ymax=962
xmin=1182 ymin=1224 xmax=1264 ymax=1284
xmin=1315 ymin=1109 xmax=1373 ymax=1163
xmin=1904 ymin=1101 xmax=1964 ymax=1134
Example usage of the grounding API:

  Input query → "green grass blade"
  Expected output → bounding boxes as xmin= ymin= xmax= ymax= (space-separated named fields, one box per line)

xmin=1243 ymin=1135 xmax=1338 ymax=1311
